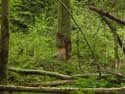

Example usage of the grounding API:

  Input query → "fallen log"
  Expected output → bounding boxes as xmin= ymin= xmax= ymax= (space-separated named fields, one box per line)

xmin=8 ymin=67 xmax=109 ymax=79
xmin=17 ymin=80 xmax=75 ymax=87
xmin=89 ymin=5 xmax=125 ymax=25
xmin=9 ymin=67 xmax=72 ymax=79
xmin=0 ymin=85 xmax=125 ymax=94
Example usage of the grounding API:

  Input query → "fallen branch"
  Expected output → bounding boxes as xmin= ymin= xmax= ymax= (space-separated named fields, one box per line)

xmin=0 ymin=85 xmax=125 ymax=94
xmin=72 ymin=73 xmax=108 ymax=78
xmin=18 ymin=80 xmax=75 ymax=87
xmin=89 ymin=5 xmax=125 ymax=25
xmin=9 ymin=67 xmax=72 ymax=79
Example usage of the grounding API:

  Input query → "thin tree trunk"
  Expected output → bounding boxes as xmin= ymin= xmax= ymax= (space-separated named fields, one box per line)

xmin=114 ymin=32 xmax=120 ymax=73
xmin=0 ymin=0 xmax=9 ymax=94
xmin=101 ymin=17 xmax=120 ymax=73
xmin=56 ymin=0 xmax=72 ymax=62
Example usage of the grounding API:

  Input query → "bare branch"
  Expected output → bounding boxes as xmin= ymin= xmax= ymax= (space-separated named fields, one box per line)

xmin=89 ymin=5 xmax=125 ymax=25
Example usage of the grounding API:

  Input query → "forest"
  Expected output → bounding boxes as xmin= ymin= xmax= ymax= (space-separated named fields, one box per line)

xmin=1 ymin=0 xmax=125 ymax=94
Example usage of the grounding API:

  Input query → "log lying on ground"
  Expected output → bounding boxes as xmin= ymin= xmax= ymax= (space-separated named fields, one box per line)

xmin=17 ymin=80 xmax=75 ymax=87
xmin=0 ymin=85 xmax=125 ymax=94
xmin=89 ymin=5 xmax=125 ymax=25
xmin=8 ymin=67 xmax=109 ymax=79
xmin=9 ymin=67 xmax=72 ymax=79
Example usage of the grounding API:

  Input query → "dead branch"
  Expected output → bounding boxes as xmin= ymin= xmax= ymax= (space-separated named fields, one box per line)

xmin=89 ymin=5 xmax=125 ymax=25
xmin=8 ymin=67 xmax=72 ymax=79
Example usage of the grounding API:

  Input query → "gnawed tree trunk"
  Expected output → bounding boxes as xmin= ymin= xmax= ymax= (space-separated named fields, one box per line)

xmin=56 ymin=0 xmax=72 ymax=62
xmin=1 ymin=85 xmax=125 ymax=94
xmin=0 ymin=0 xmax=9 ymax=94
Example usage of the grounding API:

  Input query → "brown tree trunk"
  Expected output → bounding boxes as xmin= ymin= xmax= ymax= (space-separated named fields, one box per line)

xmin=0 ymin=0 xmax=9 ymax=94
xmin=56 ymin=0 xmax=72 ymax=62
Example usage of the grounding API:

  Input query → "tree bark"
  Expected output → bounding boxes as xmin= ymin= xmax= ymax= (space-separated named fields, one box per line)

xmin=0 ymin=85 xmax=125 ymax=94
xmin=57 ymin=0 xmax=72 ymax=62
xmin=0 ymin=0 xmax=9 ymax=94
xmin=89 ymin=5 xmax=125 ymax=25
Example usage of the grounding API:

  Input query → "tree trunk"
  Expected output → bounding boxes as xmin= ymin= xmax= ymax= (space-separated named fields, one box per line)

xmin=56 ymin=0 xmax=72 ymax=62
xmin=114 ymin=32 xmax=120 ymax=73
xmin=0 ymin=0 xmax=9 ymax=94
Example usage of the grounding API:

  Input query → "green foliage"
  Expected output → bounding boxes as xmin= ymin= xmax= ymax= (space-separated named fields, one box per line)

xmin=7 ymin=1 xmax=125 ymax=94
xmin=10 ymin=0 xmax=56 ymax=32
xmin=74 ymin=77 xmax=121 ymax=88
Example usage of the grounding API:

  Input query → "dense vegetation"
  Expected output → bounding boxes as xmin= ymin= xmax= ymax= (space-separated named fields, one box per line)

xmin=1 ymin=0 xmax=125 ymax=94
